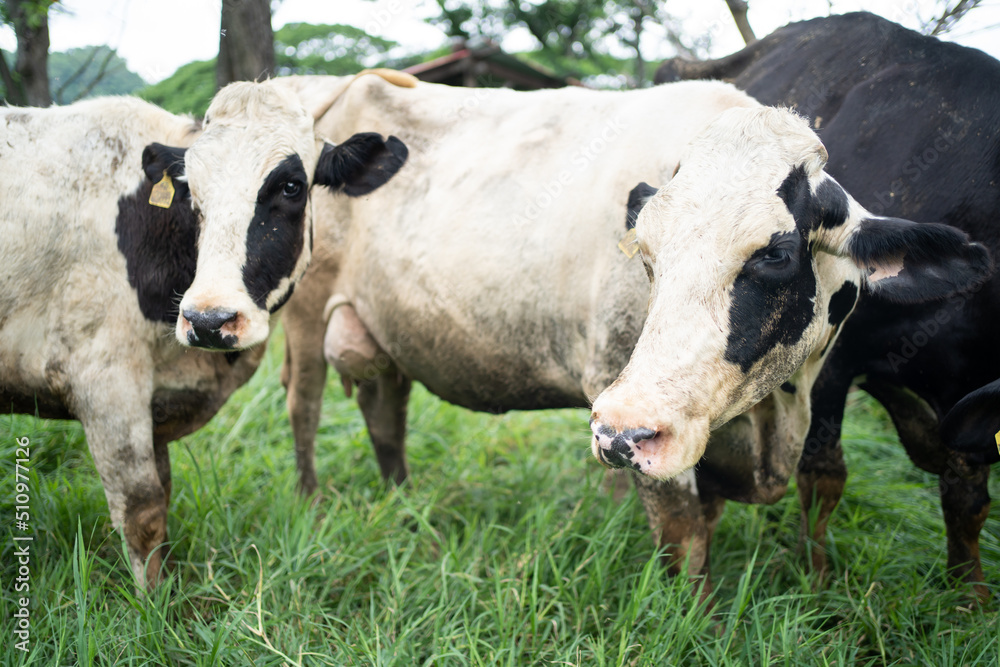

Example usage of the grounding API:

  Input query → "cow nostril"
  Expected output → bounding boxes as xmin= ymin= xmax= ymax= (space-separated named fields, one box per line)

xmin=183 ymin=308 xmax=238 ymax=332
xmin=628 ymin=427 xmax=657 ymax=442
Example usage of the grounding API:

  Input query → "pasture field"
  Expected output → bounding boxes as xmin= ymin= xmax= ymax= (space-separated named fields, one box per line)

xmin=2 ymin=328 xmax=998 ymax=666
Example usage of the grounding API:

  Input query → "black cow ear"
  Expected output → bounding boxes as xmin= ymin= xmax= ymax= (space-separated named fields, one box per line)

xmin=940 ymin=379 xmax=1000 ymax=465
xmin=314 ymin=133 xmax=408 ymax=196
xmin=142 ymin=143 xmax=187 ymax=182
xmin=626 ymin=182 xmax=658 ymax=230
xmin=846 ymin=217 xmax=993 ymax=303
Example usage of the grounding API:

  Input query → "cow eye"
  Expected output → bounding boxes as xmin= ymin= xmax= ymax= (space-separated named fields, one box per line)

xmin=282 ymin=181 xmax=303 ymax=198
xmin=762 ymin=246 xmax=790 ymax=266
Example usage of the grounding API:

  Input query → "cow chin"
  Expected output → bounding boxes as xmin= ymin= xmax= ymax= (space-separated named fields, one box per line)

xmin=589 ymin=412 xmax=710 ymax=482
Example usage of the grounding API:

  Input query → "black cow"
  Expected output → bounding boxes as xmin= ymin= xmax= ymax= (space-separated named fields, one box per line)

xmin=656 ymin=12 xmax=1000 ymax=597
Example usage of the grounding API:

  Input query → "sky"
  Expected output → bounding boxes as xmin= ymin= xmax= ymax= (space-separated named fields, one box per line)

xmin=1 ymin=0 xmax=999 ymax=84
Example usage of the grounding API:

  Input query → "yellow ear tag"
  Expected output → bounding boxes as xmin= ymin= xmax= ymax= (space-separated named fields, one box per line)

xmin=994 ymin=429 xmax=1000 ymax=457
xmin=618 ymin=227 xmax=639 ymax=258
xmin=148 ymin=171 xmax=175 ymax=209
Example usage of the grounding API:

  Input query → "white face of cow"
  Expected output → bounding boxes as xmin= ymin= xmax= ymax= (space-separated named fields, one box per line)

xmin=590 ymin=107 xmax=991 ymax=481
xmin=142 ymin=80 xmax=408 ymax=350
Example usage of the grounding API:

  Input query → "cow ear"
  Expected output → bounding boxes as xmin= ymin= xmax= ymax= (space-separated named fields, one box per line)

xmin=314 ymin=132 xmax=408 ymax=196
xmin=940 ymin=379 xmax=1000 ymax=465
xmin=142 ymin=143 xmax=187 ymax=182
xmin=846 ymin=216 xmax=992 ymax=303
xmin=626 ymin=182 xmax=658 ymax=230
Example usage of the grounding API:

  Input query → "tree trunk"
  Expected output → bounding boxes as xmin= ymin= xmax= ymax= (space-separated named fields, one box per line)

xmin=724 ymin=0 xmax=756 ymax=45
xmin=631 ymin=1 xmax=647 ymax=87
xmin=0 ymin=50 xmax=20 ymax=103
xmin=5 ymin=0 xmax=52 ymax=106
xmin=217 ymin=0 xmax=275 ymax=89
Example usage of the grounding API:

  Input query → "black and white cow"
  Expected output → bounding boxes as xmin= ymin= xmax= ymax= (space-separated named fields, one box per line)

xmin=0 ymin=97 xmax=263 ymax=588
xmin=654 ymin=11 xmax=1000 ymax=595
xmin=171 ymin=74 xmax=409 ymax=353
xmin=0 ymin=85 xmax=406 ymax=589
xmin=170 ymin=72 xmax=986 ymax=586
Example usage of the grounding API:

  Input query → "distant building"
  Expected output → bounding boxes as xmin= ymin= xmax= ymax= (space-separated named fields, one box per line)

xmin=404 ymin=38 xmax=578 ymax=89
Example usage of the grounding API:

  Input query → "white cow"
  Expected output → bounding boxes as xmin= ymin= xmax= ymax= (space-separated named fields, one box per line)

xmin=0 ymin=97 xmax=264 ymax=588
xmin=0 ymin=84 xmax=408 ymax=589
xmin=590 ymin=107 xmax=989 ymax=479
xmin=160 ymin=74 xmax=826 ymax=583
xmin=165 ymin=74 xmax=987 ymax=585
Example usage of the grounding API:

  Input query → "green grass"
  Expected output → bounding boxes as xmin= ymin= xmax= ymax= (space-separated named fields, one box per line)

xmin=2 ymin=330 xmax=998 ymax=666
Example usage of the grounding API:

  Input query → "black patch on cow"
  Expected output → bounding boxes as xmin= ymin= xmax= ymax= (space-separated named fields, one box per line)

xmin=777 ymin=166 xmax=850 ymax=234
xmin=243 ymin=154 xmax=309 ymax=311
xmin=116 ymin=146 xmax=197 ymax=324
xmin=625 ymin=182 xmax=658 ymax=230
xmin=142 ymin=143 xmax=186 ymax=183
xmin=780 ymin=382 xmax=797 ymax=394
xmin=813 ymin=178 xmax=850 ymax=229
xmin=314 ymin=133 xmax=408 ymax=197
xmin=724 ymin=230 xmax=817 ymax=372
xmin=776 ymin=166 xmax=811 ymax=233
xmin=828 ymin=281 xmax=859 ymax=326
xmin=1 ymin=386 xmax=74 ymax=421
xmin=225 ymin=351 xmax=241 ymax=365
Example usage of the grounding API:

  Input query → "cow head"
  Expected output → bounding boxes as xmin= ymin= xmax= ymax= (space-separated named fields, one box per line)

xmin=142 ymin=79 xmax=407 ymax=350
xmin=940 ymin=378 xmax=1000 ymax=465
xmin=591 ymin=106 xmax=991 ymax=481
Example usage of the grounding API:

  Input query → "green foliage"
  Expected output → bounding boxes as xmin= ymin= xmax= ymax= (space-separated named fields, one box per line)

xmin=0 ymin=0 xmax=60 ymax=31
xmin=274 ymin=22 xmax=397 ymax=76
xmin=428 ymin=0 xmax=650 ymax=84
xmin=48 ymin=45 xmax=145 ymax=103
xmin=135 ymin=23 xmax=401 ymax=117
xmin=1 ymin=330 xmax=998 ymax=664
xmin=137 ymin=59 xmax=216 ymax=117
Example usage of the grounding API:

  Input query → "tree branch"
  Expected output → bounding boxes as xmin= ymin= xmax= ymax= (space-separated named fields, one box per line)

xmin=724 ymin=0 xmax=756 ymax=44
xmin=74 ymin=47 xmax=123 ymax=101
xmin=924 ymin=0 xmax=983 ymax=36
xmin=53 ymin=44 xmax=100 ymax=103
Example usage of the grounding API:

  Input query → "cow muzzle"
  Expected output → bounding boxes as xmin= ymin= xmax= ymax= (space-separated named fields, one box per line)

xmin=176 ymin=292 xmax=270 ymax=350
xmin=590 ymin=422 xmax=659 ymax=470
xmin=590 ymin=399 xmax=709 ymax=481
xmin=180 ymin=307 xmax=241 ymax=349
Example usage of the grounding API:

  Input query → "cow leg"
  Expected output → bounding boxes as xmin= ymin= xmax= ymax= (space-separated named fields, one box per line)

xmin=356 ymin=365 xmax=411 ymax=485
xmin=940 ymin=453 xmax=990 ymax=600
xmin=631 ymin=469 xmax=712 ymax=590
xmin=78 ymin=390 xmax=167 ymax=590
xmin=697 ymin=485 xmax=727 ymax=594
xmin=282 ymin=321 xmax=328 ymax=497
xmin=860 ymin=379 xmax=945 ymax=473
xmin=153 ymin=435 xmax=172 ymax=507
xmin=796 ymin=370 xmax=852 ymax=580
xmin=859 ymin=380 xmax=988 ymax=597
